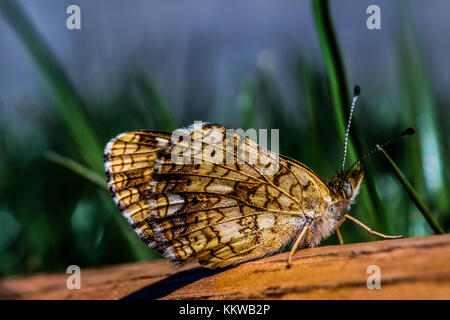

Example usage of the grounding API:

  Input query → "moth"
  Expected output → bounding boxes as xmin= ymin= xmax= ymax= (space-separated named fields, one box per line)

xmin=104 ymin=86 xmax=407 ymax=268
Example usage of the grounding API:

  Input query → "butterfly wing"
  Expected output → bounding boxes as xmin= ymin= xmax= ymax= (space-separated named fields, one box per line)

xmin=104 ymin=123 xmax=331 ymax=268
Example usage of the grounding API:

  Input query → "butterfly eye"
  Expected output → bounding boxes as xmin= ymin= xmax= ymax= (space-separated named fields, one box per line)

xmin=342 ymin=182 xmax=353 ymax=200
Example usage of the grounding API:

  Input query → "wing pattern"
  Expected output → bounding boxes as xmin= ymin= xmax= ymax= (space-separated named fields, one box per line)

xmin=104 ymin=123 xmax=331 ymax=267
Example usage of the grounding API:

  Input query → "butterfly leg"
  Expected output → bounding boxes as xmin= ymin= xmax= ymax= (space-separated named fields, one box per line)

xmin=335 ymin=227 xmax=344 ymax=245
xmin=332 ymin=216 xmax=346 ymax=244
xmin=287 ymin=225 xmax=311 ymax=268
xmin=341 ymin=214 xmax=403 ymax=239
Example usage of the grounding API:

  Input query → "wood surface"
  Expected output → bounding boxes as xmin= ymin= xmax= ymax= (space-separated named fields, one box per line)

xmin=1 ymin=234 xmax=449 ymax=299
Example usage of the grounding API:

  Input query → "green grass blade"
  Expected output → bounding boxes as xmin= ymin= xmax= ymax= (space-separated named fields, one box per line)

xmin=379 ymin=148 xmax=445 ymax=234
xmin=311 ymin=0 xmax=351 ymax=145
xmin=45 ymin=151 xmax=107 ymax=191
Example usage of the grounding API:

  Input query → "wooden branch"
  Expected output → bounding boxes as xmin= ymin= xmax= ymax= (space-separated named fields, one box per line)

xmin=1 ymin=235 xmax=450 ymax=299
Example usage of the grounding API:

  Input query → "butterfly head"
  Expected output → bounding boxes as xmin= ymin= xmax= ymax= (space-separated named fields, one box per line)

xmin=327 ymin=163 xmax=364 ymax=203
xmin=327 ymin=85 xmax=364 ymax=204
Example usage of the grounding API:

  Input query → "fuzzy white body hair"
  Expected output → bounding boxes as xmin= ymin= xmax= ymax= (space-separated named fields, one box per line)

xmin=309 ymin=178 xmax=363 ymax=247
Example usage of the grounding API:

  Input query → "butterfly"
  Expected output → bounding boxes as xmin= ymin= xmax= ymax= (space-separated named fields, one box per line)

xmin=104 ymin=86 xmax=404 ymax=268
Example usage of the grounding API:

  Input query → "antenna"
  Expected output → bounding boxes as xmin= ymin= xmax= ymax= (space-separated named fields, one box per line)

xmin=348 ymin=127 xmax=415 ymax=171
xmin=341 ymin=85 xmax=361 ymax=172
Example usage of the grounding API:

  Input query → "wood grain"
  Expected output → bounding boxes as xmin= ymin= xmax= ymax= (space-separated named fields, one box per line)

xmin=1 ymin=234 xmax=449 ymax=300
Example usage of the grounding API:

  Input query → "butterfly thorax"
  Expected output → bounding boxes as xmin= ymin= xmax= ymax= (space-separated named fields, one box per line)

xmin=309 ymin=166 xmax=364 ymax=246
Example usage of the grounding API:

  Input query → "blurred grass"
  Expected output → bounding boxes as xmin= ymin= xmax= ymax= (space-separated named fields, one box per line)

xmin=395 ymin=2 xmax=449 ymax=236
xmin=0 ymin=0 xmax=448 ymax=277
xmin=0 ymin=0 xmax=160 ymax=273
xmin=0 ymin=0 xmax=102 ymax=173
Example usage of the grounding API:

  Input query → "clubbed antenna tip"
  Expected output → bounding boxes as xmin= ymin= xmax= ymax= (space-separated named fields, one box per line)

xmin=401 ymin=127 xmax=415 ymax=137
xmin=348 ymin=127 xmax=417 ymax=171
xmin=341 ymin=85 xmax=361 ymax=172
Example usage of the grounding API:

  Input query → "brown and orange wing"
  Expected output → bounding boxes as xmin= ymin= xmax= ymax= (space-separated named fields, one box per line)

xmin=104 ymin=123 xmax=330 ymax=268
